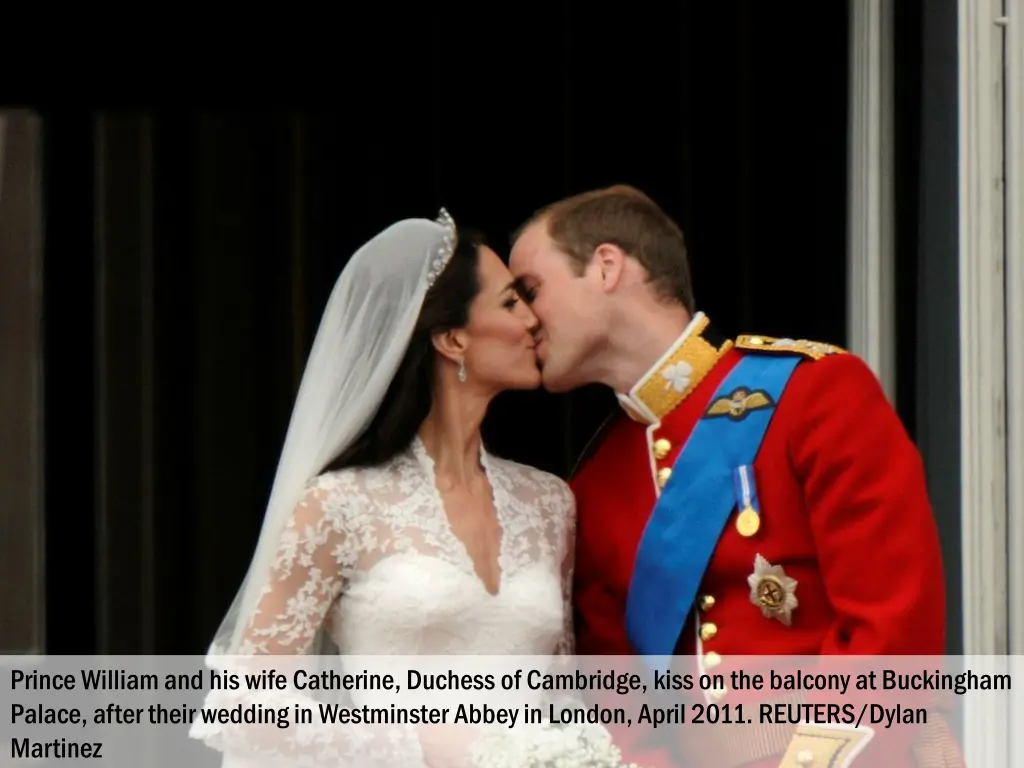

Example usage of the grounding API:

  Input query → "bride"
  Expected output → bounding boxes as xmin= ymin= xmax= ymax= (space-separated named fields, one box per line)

xmin=190 ymin=210 xmax=579 ymax=768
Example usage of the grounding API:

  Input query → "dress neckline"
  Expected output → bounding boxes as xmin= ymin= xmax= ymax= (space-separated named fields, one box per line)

xmin=409 ymin=433 xmax=507 ymax=596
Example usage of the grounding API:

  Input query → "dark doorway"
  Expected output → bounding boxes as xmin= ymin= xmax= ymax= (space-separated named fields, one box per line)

xmin=39 ymin=2 xmax=852 ymax=653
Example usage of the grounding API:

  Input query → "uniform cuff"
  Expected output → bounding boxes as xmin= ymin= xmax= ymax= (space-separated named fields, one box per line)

xmin=777 ymin=723 xmax=874 ymax=768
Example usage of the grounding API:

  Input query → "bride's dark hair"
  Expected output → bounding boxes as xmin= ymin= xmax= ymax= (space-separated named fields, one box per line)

xmin=321 ymin=227 xmax=488 ymax=472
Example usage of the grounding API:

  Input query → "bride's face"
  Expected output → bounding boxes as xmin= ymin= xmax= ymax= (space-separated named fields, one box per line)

xmin=463 ymin=247 xmax=542 ymax=391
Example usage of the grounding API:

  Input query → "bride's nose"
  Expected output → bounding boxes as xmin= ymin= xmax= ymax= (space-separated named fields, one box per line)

xmin=518 ymin=303 xmax=540 ymax=335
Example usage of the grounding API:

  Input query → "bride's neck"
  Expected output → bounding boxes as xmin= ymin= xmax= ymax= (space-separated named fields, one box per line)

xmin=417 ymin=380 xmax=491 ymax=486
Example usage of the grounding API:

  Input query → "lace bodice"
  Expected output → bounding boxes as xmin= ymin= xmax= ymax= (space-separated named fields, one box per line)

xmin=191 ymin=436 xmax=576 ymax=767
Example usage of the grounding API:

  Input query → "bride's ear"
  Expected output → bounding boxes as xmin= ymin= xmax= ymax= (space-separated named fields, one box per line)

xmin=431 ymin=328 xmax=469 ymax=365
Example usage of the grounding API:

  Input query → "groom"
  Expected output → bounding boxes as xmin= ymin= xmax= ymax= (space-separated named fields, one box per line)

xmin=509 ymin=185 xmax=961 ymax=768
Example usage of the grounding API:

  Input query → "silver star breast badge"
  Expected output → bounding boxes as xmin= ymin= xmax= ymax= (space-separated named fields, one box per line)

xmin=747 ymin=554 xmax=799 ymax=626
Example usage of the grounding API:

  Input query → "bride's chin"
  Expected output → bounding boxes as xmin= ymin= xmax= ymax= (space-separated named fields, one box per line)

xmin=509 ymin=368 xmax=543 ymax=391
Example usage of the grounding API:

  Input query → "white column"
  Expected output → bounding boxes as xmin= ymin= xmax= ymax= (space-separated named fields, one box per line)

xmin=847 ymin=0 xmax=895 ymax=399
xmin=1001 ymin=5 xmax=1024 ymax=761
xmin=958 ymin=0 xmax=1009 ymax=658
xmin=958 ymin=0 xmax=1010 ymax=764
xmin=1002 ymin=0 xmax=1024 ymax=662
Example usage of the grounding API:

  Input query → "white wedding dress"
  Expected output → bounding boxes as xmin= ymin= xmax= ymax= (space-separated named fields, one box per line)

xmin=191 ymin=435 xmax=576 ymax=767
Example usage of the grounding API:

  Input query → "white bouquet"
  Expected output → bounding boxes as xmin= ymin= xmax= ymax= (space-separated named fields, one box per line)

xmin=468 ymin=699 xmax=640 ymax=768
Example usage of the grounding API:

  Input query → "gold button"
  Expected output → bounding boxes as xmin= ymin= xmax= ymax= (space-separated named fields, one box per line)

xmin=699 ymin=594 xmax=715 ymax=611
xmin=748 ymin=336 xmax=764 ymax=345
xmin=653 ymin=438 xmax=672 ymax=459
xmin=708 ymin=685 xmax=728 ymax=701
xmin=657 ymin=467 xmax=672 ymax=487
xmin=796 ymin=749 xmax=815 ymax=766
xmin=703 ymin=651 xmax=722 ymax=669
xmin=699 ymin=622 xmax=717 ymax=642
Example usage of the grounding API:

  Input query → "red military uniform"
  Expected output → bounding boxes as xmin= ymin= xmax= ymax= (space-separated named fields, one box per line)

xmin=571 ymin=313 xmax=962 ymax=768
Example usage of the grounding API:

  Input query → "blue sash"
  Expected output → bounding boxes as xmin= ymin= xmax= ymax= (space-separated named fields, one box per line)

xmin=624 ymin=353 xmax=801 ymax=661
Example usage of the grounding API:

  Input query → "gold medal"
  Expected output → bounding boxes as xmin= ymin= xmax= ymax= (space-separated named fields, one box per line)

xmin=736 ymin=507 xmax=760 ymax=537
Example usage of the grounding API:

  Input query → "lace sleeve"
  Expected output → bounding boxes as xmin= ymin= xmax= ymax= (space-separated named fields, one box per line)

xmin=555 ymin=483 xmax=577 ymax=656
xmin=235 ymin=479 xmax=349 ymax=655
xmin=190 ymin=477 xmax=425 ymax=767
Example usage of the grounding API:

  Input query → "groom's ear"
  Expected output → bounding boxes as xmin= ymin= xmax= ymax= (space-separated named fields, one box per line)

xmin=592 ymin=243 xmax=626 ymax=293
xmin=431 ymin=328 xmax=470 ymax=363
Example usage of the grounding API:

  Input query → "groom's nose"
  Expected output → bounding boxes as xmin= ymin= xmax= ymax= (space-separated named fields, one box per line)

xmin=526 ymin=314 xmax=541 ymax=337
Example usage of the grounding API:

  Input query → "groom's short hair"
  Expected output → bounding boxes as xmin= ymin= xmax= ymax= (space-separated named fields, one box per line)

xmin=513 ymin=184 xmax=695 ymax=312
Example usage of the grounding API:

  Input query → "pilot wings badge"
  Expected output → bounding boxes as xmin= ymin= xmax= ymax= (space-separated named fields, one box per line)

xmin=703 ymin=387 xmax=775 ymax=421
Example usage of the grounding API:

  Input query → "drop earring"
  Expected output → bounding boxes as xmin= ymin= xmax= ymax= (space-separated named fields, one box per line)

xmin=457 ymin=359 xmax=467 ymax=383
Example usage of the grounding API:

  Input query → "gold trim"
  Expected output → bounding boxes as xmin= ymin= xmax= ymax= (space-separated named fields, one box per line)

xmin=676 ymin=692 xmax=804 ymax=764
xmin=736 ymin=334 xmax=847 ymax=361
xmin=627 ymin=316 xmax=733 ymax=423
xmin=680 ymin=700 xmax=957 ymax=767
xmin=778 ymin=724 xmax=873 ymax=768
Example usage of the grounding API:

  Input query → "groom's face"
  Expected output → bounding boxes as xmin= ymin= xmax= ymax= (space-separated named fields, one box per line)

xmin=509 ymin=221 xmax=605 ymax=392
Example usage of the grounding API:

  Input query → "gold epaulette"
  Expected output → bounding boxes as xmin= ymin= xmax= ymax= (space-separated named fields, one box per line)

xmin=735 ymin=334 xmax=847 ymax=361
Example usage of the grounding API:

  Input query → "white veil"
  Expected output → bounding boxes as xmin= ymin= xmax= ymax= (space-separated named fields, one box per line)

xmin=207 ymin=209 xmax=458 ymax=658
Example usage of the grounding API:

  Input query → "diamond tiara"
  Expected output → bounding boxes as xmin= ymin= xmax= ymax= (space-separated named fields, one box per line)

xmin=426 ymin=208 xmax=457 ymax=287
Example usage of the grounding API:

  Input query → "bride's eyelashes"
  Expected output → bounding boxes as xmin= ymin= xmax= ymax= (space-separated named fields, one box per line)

xmin=502 ymin=295 xmax=520 ymax=310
